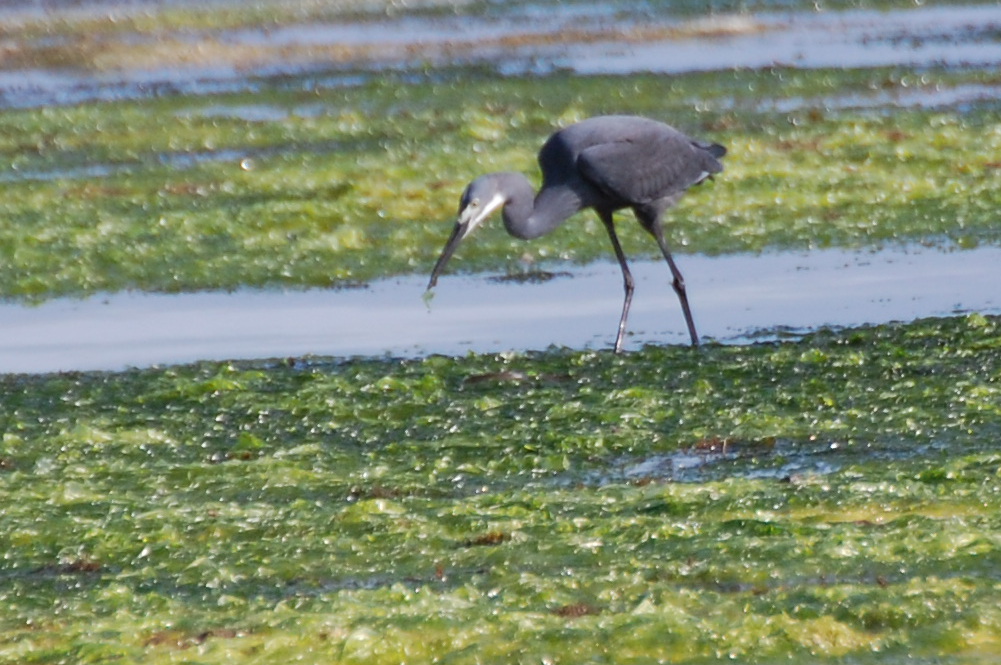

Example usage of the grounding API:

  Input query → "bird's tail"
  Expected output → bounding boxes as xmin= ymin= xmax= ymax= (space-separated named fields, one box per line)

xmin=707 ymin=143 xmax=727 ymax=159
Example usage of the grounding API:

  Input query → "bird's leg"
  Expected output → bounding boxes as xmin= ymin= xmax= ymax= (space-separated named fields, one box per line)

xmin=598 ymin=211 xmax=634 ymax=353
xmin=649 ymin=222 xmax=700 ymax=347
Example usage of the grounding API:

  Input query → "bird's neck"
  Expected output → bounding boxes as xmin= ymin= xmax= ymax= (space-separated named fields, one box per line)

xmin=499 ymin=173 xmax=582 ymax=240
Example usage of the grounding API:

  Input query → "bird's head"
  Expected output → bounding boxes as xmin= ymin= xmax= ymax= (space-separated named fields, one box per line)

xmin=427 ymin=174 xmax=508 ymax=290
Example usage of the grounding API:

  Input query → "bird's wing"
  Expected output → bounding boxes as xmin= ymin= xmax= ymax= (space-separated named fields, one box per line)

xmin=577 ymin=131 xmax=722 ymax=206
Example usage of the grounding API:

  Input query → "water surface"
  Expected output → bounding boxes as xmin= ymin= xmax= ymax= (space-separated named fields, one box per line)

xmin=549 ymin=5 xmax=1001 ymax=75
xmin=3 ymin=4 xmax=1000 ymax=109
xmin=2 ymin=245 xmax=997 ymax=374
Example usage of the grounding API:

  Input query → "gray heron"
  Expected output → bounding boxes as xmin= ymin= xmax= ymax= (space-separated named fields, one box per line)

xmin=427 ymin=114 xmax=726 ymax=351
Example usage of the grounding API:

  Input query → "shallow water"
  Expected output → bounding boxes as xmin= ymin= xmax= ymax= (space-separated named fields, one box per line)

xmin=546 ymin=5 xmax=1001 ymax=75
xmin=2 ymin=4 xmax=1000 ymax=109
xmin=1 ymin=245 xmax=997 ymax=374
xmin=744 ymin=82 xmax=1001 ymax=114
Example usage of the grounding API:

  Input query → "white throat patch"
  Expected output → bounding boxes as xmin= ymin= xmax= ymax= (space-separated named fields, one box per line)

xmin=465 ymin=192 xmax=507 ymax=235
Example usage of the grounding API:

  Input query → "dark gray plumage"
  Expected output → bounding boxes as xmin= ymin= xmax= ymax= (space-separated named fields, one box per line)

xmin=427 ymin=114 xmax=726 ymax=352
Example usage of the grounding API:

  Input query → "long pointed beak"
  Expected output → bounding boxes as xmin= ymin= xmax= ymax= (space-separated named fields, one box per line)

xmin=427 ymin=221 xmax=469 ymax=291
xmin=427 ymin=191 xmax=505 ymax=291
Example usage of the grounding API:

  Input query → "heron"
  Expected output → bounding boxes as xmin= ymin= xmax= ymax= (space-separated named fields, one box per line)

xmin=427 ymin=114 xmax=726 ymax=352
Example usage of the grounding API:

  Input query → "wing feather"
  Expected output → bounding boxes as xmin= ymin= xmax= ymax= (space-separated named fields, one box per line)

xmin=577 ymin=128 xmax=724 ymax=206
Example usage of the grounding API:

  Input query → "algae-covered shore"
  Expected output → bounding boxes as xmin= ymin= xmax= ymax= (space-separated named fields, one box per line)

xmin=3 ymin=315 xmax=1001 ymax=663
xmin=1 ymin=2 xmax=999 ymax=300
xmin=1 ymin=1 xmax=1000 ymax=663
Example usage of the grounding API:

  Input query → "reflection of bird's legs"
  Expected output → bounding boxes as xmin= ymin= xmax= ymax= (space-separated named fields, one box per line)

xmin=598 ymin=210 xmax=634 ymax=353
xmin=649 ymin=220 xmax=700 ymax=347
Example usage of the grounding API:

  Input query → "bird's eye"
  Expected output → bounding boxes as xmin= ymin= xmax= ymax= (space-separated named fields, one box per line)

xmin=469 ymin=198 xmax=480 ymax=209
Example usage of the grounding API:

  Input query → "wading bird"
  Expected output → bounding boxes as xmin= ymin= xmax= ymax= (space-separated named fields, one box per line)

xmin=427 ymin=115 xmax=725 ymax=351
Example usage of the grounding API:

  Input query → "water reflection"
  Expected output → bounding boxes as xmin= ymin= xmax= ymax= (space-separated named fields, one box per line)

xmin=1 ymin=245 xmax=997 ymax=374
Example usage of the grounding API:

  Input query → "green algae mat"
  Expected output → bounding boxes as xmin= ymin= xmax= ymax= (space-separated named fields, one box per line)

xmin=2 ymin=314 xmax=1001 ymax=663
xmin=1 ymin=67 xmax=1000 ymax=300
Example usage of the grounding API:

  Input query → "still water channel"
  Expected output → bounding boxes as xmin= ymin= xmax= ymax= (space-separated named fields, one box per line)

xmin=1 ymin=3 xmax=998 ymax=373
xmin=2 ymin=245 xmax=997 ymax=374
